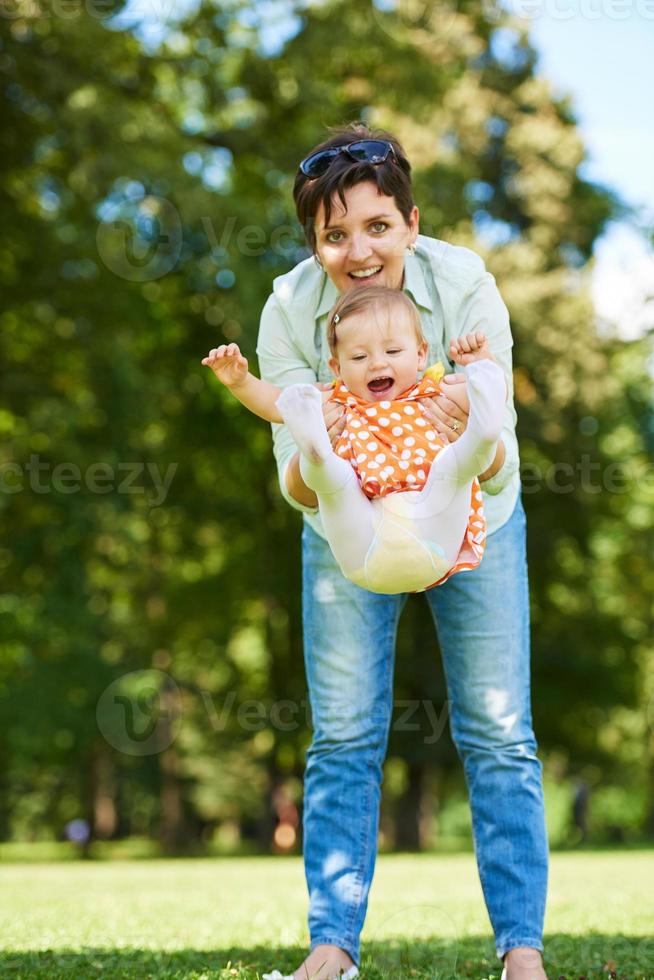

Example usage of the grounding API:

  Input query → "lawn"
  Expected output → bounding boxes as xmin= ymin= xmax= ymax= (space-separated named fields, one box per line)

xmin=0 ymin=848 xmax=651 ymax=979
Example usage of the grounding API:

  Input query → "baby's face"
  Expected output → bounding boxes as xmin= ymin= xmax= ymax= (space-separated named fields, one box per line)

xmin=328 ymin=308 xmax=428 ymax=402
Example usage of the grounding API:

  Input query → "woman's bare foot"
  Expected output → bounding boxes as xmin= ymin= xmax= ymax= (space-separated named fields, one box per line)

xmin=502 ymin=946 xmax=548 ymax=980
xmin=450 ymin=330 xmax=494 ymax=367
xmin=292 ymin=943 xmax=356 ymax=979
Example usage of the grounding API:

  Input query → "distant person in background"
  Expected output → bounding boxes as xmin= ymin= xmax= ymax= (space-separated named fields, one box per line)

xmin=255 ymin=122 xmax=549 ymax=980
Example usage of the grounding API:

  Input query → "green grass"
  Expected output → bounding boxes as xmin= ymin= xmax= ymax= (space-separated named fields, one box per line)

xmin=0 ymin=850 xmax=652 ymax=978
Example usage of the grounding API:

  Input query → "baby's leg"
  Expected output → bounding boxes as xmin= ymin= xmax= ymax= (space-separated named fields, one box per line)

xmin=425 ymin=358 xmax=506 ymax=494
xmin=275 ymin=384 xmax=351 ymax=492
xmin=381 ymin=358 xmax=505 ymax=570
xmin=276 ymin=384 xmax=376 ymax=577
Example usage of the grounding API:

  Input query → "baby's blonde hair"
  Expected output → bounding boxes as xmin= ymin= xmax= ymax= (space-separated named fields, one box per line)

xmin=327 ymin=284 xmax=425 ymax=357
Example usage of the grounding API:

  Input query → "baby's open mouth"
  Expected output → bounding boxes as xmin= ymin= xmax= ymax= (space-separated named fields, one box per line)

xmin=367 ymin=377 xmax=394 ymax=395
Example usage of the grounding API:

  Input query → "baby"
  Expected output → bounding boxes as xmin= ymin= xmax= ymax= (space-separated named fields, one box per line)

xmin=202 ymin=284 xmax=506 ymax=594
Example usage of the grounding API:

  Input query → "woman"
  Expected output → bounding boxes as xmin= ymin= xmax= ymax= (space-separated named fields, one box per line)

xmin=257 ymin=122 xmax=549 ymax=980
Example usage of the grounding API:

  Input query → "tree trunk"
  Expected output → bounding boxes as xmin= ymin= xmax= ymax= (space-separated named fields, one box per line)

xmin=394 ymin=761 xmax=424 ymax=851
xmin=91 ymin=748 xmax=117 ymax=839
xmin=159 ymin=744 xmax=185 ymax=851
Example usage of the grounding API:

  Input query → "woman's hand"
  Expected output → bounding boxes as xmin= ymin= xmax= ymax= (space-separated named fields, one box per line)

xmin=317 ymin=383 xmax=347 ymax=448
xmin=420 ymin=373 xmax=470 ymax=443
xmin=202 ymin=343 xmax=248 ymax=389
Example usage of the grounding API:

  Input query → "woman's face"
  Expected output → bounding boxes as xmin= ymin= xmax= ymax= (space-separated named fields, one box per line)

xmin=314 ymin=181 xmax=419 ymax=295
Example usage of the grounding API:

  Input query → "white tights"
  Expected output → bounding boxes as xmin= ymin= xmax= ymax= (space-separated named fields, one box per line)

xmin=276 ymin=360 xmax=506 ymax=594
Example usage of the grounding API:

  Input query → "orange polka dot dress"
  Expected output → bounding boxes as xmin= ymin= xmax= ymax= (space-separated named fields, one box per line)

xmin=329 ymin=375 xmax=487 ymax=588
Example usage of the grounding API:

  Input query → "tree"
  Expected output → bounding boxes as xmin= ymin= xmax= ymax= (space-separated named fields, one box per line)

xmin=0 ymin=0 xmax=650 ymax=850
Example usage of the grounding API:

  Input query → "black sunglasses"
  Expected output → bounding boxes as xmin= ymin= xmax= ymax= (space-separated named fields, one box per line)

xmin=299 ymin=140 xmax=396 ymax=178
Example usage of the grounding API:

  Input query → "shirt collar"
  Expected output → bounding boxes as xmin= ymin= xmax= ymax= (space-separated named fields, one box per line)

xmin=402 ymin=247 xmax=433 ymax=312
xmin=315 ymin=274 xmax=339 ymax=321
xmin=314 ymin=248 xmax=433 ymax=320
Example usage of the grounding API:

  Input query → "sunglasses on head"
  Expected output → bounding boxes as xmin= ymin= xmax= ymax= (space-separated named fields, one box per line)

xmin=299 ymin=139 xmax=396 ymax=178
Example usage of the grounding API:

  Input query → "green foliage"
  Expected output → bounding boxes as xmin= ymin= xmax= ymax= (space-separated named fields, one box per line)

xmin=0 ymin=0 xmax=651 ymax=847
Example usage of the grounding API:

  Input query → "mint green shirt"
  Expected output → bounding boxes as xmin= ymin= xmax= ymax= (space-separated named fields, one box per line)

xmin=256 ymin=234 xmax=521 ymax=538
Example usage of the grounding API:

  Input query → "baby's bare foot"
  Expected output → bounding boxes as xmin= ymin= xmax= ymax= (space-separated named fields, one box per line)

xmin=450 ymin=330 xmax=494 ymax=367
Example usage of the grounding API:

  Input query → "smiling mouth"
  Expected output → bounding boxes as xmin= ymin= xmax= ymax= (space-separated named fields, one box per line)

xmin=349 ymin=265 xmax=383 ymax=281
xmin=367 ymin=377 xmax=394 ymax=395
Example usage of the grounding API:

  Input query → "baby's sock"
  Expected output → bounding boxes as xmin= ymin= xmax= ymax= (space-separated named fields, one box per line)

xmin=450 ymin=359 xmax=506 ymax=482
xmin=467 ymin=358 xmax=506 ymax=427
xmin=276 ymin=385 xmax=332 ymax=462
xmin=276 ymin=384 xmax=353 ymax=494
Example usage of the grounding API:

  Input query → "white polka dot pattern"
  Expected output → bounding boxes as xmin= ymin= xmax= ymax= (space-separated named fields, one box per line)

xmin=329 ymin=375 xmax=487 ymax=588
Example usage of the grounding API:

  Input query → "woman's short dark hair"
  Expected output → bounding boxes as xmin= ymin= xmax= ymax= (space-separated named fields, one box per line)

xmin=293 ymin=121 xmax=415 ymax=255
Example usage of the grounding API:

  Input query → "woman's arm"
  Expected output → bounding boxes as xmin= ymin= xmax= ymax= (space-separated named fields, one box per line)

xmin=202 ymin=343 xmax=284 ymax=423
xmin=478 ymin=440 xmax=506 ymax=482
xmin=444 ymin=356 xmax=506 ymax=483
xmin=419 ymin=259 xmax=519 ymax=491
xmin=285 ymin=453 xmax=318 ymax=507
xmin=451 ymin=268 xmax=519 ymax=494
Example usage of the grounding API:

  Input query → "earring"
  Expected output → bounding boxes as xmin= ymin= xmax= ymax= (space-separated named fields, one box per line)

xmin=406 ymin=243 xmax=416 ymax=256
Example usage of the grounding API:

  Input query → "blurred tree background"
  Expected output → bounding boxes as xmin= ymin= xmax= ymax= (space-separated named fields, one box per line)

xmin=0 ymin=0 xmax=652 ymax=857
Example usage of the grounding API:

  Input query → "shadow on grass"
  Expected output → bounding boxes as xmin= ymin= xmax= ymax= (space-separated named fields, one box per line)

xmin=0 ymin=934 xmax=652 ymax=979
xmin=2 ymin=842 xmax=653 ymax=863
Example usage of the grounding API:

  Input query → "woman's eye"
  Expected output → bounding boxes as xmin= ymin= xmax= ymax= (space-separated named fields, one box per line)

xmin=371 ymin=222 xmax=388 ymax=233
xmin=326 ymin=231 xmax=343 ymax=243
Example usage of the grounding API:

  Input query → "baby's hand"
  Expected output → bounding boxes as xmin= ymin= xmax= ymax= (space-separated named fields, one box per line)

xmin=202 ymin=343 xmax=248 ymax=388
xmin=449 ymin=331 xmax=493 ymax=367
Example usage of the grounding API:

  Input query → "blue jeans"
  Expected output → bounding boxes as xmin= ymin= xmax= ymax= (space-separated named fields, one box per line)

xmin=300 ymin=494 xmax=548 ymax=966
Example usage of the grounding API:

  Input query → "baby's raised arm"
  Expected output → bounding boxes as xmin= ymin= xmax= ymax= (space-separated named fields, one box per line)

xmin=202 ymin=344 xmax=329 ymax=423
xmin=202 ymin=344 xmax=285 ymax=422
